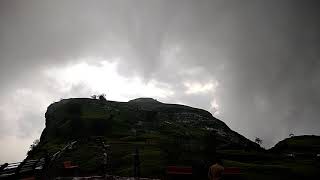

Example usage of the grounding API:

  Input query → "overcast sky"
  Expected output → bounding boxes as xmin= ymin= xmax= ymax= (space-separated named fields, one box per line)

xmin=1 ymin=0 xmax=320 ymax=163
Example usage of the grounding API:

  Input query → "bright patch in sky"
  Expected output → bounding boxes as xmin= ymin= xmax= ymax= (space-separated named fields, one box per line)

xmin=44 ymin=57 xmax=175 ymax=101
xmin=210 ymin=99 xmax=220 ymax=115
xmin=184 ymin=81 xmax=219 ymax=94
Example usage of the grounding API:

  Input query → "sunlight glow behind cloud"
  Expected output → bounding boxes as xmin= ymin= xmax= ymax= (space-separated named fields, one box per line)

xmin=210 ymin=99 xmax=220 ymax=115
xmin=44 ymin=57 xmax=175 ymax=101
xmin=184 ymin=81 xmax=219 ymax=95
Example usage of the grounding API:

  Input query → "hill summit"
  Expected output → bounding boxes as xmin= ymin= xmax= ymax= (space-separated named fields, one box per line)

xmin=128 ymin=97 xmax=160 ymax=103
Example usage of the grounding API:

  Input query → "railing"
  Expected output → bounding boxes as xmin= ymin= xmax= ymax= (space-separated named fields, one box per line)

xmin=0 ymin=158 xmax=45 ymax=179
xmin=0 ymin=141 xmax=77 ymax=179
xmin=0 ymin=162 xmax=20 ymax=178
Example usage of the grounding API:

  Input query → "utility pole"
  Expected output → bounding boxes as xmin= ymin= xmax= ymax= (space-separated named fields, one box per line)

xmin=102 ymin=141 xmax=111 ymax=178
xmin=133 ymin=147 xmax=140 ymax=180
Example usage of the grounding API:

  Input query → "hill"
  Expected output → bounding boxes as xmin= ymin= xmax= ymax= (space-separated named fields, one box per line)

xmin=26 ymin=97 xmax=260 ymax=177
xmin=270 ymin=135 xmax=320 ymax=154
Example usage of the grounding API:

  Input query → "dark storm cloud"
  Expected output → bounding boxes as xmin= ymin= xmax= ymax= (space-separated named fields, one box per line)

xmin=149 ymin=0 xmax=320 ymax=146
xmin=0 ymin=0 xmax=182 ymax=83
xmin=216 ymin=1 xmax=320 ymax=145
xmin=0 ymin=0 xmax=320 ymax=151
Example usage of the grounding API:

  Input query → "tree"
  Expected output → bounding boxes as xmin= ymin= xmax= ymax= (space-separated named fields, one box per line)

xmin=27 ymin=139 xmax=40 ymax=156
xmin=255 ymin=137 xmax=262 ymax=145
xmin=30 ymin=139 xmax=40 ymax=151
xmin=91 ymin=95 xmax=97 ymax=99
xmin=98 ymin=93 xmax=107 ymax=101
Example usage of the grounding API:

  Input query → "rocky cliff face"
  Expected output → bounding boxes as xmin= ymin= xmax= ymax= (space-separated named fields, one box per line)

xmin=29 ymin=97 xmax=260 ymax=176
